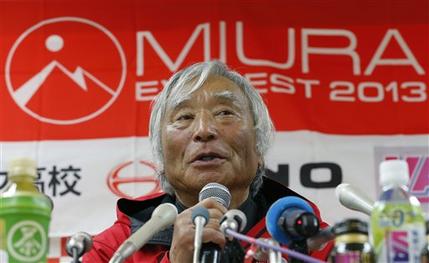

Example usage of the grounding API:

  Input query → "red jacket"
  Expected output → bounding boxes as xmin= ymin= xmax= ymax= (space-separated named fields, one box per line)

xmin=84 ymin=178 xmax=333 ymax=262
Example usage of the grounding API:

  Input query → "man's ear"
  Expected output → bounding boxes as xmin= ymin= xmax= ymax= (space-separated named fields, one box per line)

xmin=257 ymin=157 xmax=264 ymax=171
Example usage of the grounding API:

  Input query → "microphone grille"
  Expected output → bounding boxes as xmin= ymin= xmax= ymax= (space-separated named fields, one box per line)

xmin=199 ymin=183 xmax=231 ymax=208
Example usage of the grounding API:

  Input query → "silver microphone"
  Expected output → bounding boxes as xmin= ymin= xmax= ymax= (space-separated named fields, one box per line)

xmin=109 ymin=203 xmax=178 ymax=263
xmin=245 ymin=238 xmax=284 ymax=263
xmin=192 ymin=206 xmax=210 ymax=263
xmin=220 ymin=209 xmax=247 ymax=240
xmin=66 ymin=231 xmax=93 ymax=262
xmin=335 ymin=183 xmax=375 ymax=216
xmin=199 ymin=182 xmax=231 ymax=208
xmin=198 ymin=183 xmax=231 ymax=263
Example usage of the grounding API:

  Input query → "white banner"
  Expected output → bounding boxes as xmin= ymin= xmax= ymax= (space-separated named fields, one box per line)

xmin=1 ymin=132 xmax=428 ymax=237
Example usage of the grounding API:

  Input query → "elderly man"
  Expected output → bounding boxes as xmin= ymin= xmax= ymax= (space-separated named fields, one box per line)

xmin=84 ymin=61 xmax=332 ymax=262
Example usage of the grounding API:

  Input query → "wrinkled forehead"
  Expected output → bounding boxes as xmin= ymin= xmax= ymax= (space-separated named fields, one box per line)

xmin=166 ymin=75 xmax=247 ymax=111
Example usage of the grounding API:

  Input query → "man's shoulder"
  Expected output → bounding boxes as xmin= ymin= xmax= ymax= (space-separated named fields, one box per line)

xmin=116 ymin=192 xmax=173 ymax=220
xmin=260 ymin=176 xmax=305 ymax=203
xmin=260 ymin=176 xmax=323 ymax=219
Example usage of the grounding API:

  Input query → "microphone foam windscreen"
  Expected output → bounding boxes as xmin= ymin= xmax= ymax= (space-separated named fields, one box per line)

xmin=192 ymin=206 xmax=210 ymax=225
xmin=199 ymin=183 xmax=231 ymax=208
xmin=266 ymin=196 xmax=314 ymax=245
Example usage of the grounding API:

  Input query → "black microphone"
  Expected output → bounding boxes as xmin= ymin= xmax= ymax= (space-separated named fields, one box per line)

xmin=266 ymin=196 xmax=320 ymax=262
xmin=266 ymin=196 xmax=320 ymax=245
xmin=198 ymin=183 xmax=231 ymax=263
xmin=306 ymin=226 xmax=335 ymax=251
xmin=66 ymin=232 xmax=93 ymax=263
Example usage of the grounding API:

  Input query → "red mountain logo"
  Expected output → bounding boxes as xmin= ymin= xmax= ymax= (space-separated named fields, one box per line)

xmin=5 ymin=17 xmax=127 ymax=125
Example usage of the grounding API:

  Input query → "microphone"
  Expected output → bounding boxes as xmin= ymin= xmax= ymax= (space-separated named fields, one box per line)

xmin=266 ymin=196 xmax=320 ymax=246
xmin=245 ymin=238 xmax=284 ymax=263
xmin=335 ymin=183 xmax=374 ymax=216
xmin=198 ymin=183 xmax=231 ymax=263
xmin=306 ymin=226 xmax=335 ymax=251
xmin=220 ymin=209 xmax=247 ymax=240
xmin=66 ymin=232 xmax=93 ymax=263
xmin=192 ymin=206 xmax=210 ymax=263
xmin=109 ymin=203 xmax=178 ymax=263
xmin=199 ymin=182 xmax=231 ymax=208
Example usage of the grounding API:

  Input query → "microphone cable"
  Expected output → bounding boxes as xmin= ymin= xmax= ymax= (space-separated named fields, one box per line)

xmin=224 ymin=228 xmax=326 ymax=263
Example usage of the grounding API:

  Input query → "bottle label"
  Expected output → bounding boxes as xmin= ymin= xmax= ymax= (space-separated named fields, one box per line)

xmin=6 ymin=220 xmax=48 ymax=262
xmin=386 ymin=230 xmax=423 ymax=263
xmin=375 ymin=226 xmax=425 ymax=263
xmin=334 ymin=251 xmax=362 ymax=263
xmin=371 ymin=204 xmax=426 ymax=263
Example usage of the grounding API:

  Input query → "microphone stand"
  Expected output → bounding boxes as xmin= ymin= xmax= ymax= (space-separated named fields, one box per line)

xmin=199 ymin=242 xmax=221 ymax=263
xmin=266 ymin=239 xmax=282 ymax=263
xmin=288 ymin=240 xmax=308 ymax=263
xmin=70 ymin=247 xmax=81 ymax=263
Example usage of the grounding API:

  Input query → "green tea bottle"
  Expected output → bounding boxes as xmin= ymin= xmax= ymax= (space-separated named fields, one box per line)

xmin=0 ymin=158 xmax=52 ymax=263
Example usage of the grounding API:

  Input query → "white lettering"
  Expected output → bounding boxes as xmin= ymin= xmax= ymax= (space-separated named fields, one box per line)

xmin=365 ymin=29 xmax=425 ymax=75
xmin=302 ymin=29 xmax=360 ymax=75
xmin=135 ymin=81 xmax=160 ymax=101
xmin=357 ymin=82 xmax=384 ymax=102
xmin=136 ymin=23 xmax=211 ymax=76
xmin=296 ymin=78 xmax=320 ymax=98
xmin=219 ymin=21 xmax=227 ymax=63
xmin=270 ymin=74 xmax=295 ymax=94
xmin=329 ymin=81 xmax=355 ymax=102
xmin=244 ymin=72 xmax=268 ymax=93
xmin=236 ymin=21 xmax=295 ymax=69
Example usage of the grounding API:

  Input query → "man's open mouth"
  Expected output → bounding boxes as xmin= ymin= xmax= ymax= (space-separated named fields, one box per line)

xmin=192 ymin=152 xmax=225 ymax=163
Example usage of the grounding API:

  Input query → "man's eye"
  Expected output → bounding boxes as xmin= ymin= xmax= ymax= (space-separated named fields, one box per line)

xmin=216 ymin=110 xmax=234 ymax=116
xmin=176 ymin=114 xmax=193 ymax=121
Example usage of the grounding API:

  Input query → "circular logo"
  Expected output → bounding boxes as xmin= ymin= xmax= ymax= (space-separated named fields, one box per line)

xmin=7 ymin=220 xmax=47 ymax=262
xmin=107 ymin=160 xmax=162 ymax=199
xmin=5 ymin=17 xmax=127 ymax=125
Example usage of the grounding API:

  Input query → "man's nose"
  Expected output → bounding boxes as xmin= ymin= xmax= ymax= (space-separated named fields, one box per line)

xmin=192 ymin=112 xmax=217 ymax=142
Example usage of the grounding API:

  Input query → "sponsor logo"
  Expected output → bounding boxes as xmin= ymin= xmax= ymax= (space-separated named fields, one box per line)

xmin=5 ymin=17 xmax=127 ymax=125
xmin=107 ymin=160 xmax=161 ymax=199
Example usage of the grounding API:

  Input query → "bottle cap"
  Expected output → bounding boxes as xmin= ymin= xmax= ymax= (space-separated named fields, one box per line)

xmin=8 ymin=158 xmax=37 ymax=178
xmin=333 ymin=218 xmax=368 ymax=235
xmin=379 ymin=160 xmax=409 ymax=187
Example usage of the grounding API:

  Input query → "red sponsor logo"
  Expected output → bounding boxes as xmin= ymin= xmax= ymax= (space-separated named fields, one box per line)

xmin=5 ymin=17 xmax=126 ymax=125
xmin=106 ymin=160 xmax=162 ymax=199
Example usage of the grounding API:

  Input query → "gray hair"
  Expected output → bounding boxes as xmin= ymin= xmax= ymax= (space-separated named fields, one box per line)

xmin=149 ymin=61 xmax=274 ymax=196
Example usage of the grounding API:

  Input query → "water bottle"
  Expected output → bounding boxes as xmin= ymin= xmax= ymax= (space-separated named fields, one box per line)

xmin=329 ymin=218 xmax=375 ymax=263
xmin=370 ymin=159 xmax=426 ymax=263
xmin=0 ymin=158 xmax=52 ymax=263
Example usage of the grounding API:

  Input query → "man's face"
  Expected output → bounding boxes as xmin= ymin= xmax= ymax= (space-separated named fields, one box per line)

xmin=161 ymin=76 xmax=260 ymax=197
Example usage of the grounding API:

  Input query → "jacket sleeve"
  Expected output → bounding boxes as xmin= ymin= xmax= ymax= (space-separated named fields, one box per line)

xmin=158 ymin=251 xmax=171 ymax=263
xmin=82 ymin=220 xmax=131 ymax=262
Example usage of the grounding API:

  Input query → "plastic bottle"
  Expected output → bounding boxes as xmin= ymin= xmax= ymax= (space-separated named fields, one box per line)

xmin=370 ymin=159 xmax=426 ymax=263
xmin=0 ymin=158 xmax=52 ymax=263
xmin=329 ymin=218 xmax=375 ymax=263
